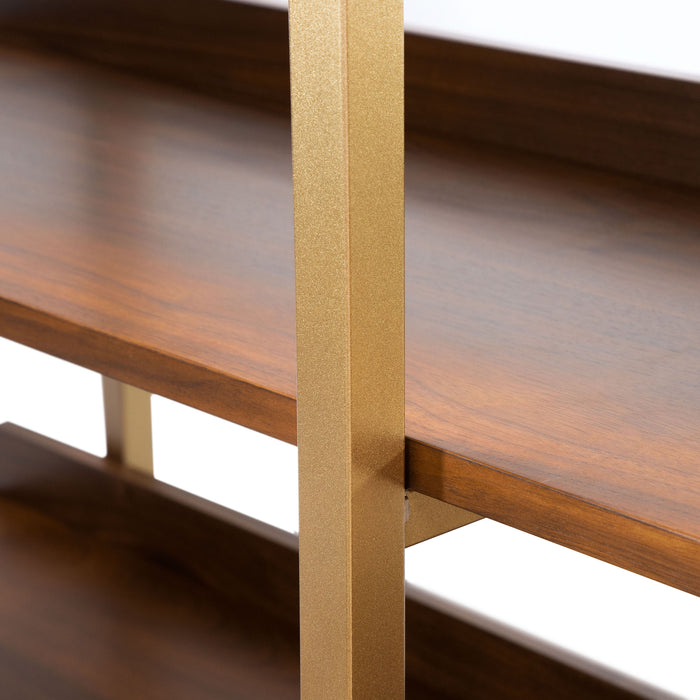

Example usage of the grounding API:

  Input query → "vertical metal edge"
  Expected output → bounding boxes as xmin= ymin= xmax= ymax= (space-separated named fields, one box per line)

xmin=102 ymin=376 xmax=154 ymax=475
xmin=289 ymin=1 xmax=405 ymax=697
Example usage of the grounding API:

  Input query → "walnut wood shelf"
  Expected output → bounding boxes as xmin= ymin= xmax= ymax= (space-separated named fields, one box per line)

xmin=0 ymin=423 xmax=647 ymax=699
xmin=0 ymin=46 xmax=698 ymax=595
xmin=0 ymin=424 xmax=300 ymax=700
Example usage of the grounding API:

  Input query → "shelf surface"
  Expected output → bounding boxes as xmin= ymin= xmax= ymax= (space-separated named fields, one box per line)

xmin=0 ymin=424 xmax=300 ymax=699
xmin=1 ymin=48 xmax=699 ymax=592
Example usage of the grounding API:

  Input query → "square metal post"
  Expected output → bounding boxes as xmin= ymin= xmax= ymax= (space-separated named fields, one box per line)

xmin=290 ymin=1 xmax=405 ymax=696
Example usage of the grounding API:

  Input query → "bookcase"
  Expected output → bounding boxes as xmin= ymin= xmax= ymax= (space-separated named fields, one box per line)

xmin=0 ymin=0 xmax=697 ymax=697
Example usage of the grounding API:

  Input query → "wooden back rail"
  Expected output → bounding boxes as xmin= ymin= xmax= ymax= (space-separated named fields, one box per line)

xmin=1 ymin=0 xmax=699 ymax=188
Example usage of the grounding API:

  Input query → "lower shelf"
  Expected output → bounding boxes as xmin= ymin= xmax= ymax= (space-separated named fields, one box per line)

xmin=0 ymin=424 xmax=642 ymax=699
xmin=0 ymin=426 xmax=299 ymax=700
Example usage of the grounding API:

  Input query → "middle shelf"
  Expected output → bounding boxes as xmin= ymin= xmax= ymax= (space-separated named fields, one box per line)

xmin=1 ymin=47 xmax=699 ymax=593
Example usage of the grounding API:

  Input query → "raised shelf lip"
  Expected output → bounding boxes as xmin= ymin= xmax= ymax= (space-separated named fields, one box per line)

xmin=2 ymin=0 xmax=700 ymax=189
xmin=0 ymin=46 xmax=698 ymax=596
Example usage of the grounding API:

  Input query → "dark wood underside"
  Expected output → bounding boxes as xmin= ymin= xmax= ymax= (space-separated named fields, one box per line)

xmin=0 ymin=424 xmax=645 ymax=699
xmin=0 ymin=47 xmax=698 ymax=594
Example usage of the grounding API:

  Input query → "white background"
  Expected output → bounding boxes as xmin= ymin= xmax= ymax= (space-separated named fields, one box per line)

xmin=248 ymin=0 xmax=700 ymax=82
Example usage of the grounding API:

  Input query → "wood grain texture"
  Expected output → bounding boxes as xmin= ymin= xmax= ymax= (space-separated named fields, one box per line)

xmin=1 ymin=0 xmax=699 ymax=188
xmin=0 ymin=48 xmax=297 ymax=443
xmin=0 ymin=49 xmax=699 ymax=593
xmin=0 ymin=426 xmax=300 ymax=699
xmin=2 ymin=298 xmax=297 ymax=444
xmin=0 ymin=0 xmax=292 ymax=115
xmin=405 ymin=34 xmax=700 ymax=189
xmin=404 ymin=134 xmax=700 ymax=594
xmin=0 ymin=424 xmax=647 ymax=700
xmin=407 ymin=442 xmax=700 ymax=598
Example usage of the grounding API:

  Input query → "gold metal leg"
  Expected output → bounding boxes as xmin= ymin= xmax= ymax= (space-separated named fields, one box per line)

xmin=102 ymin=377 xmax=153 ymax=474
xmin=290 ymin=1 xmax=405 ymax=697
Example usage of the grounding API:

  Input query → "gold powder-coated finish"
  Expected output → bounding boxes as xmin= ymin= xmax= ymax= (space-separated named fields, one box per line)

xmin=405 ymin=491 xmax=482 ymax=547
xmin=289 ymin=1 xmax=405 ymax=697
xmin=102 ymin=377 xmax=154 ymax=474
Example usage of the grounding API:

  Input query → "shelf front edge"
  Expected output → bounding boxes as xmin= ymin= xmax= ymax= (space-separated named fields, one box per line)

xmin=407 ymin=440 xmax=700 ymax=597
xmin=3 ymin=299 xmax=698 ymax=596
xmin=0 ymin=298 xmax=297 ymax=445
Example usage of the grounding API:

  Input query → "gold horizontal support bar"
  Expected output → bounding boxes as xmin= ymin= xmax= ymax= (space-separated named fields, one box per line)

xmin=290 ymin=0 xmax=405 ymax=697
xmin=102 ymin=377 xmax=153 ymax=475
xmin=405 ymin=490 xmax=482 ymax=547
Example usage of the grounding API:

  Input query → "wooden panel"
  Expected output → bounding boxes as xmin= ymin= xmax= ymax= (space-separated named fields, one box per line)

xmin=0 ymin=47 xmax=297 ymax=444
xmin=2 ymin=298 xmax=297 ymax=444
xmin=0 ymin=426 xmax=300 ymax=699
xmin=0 ymin=424 xmax=646 ymax=699
xmin=406 ymin=35 xmax=700 ymax=189
xmin=0 ymin=49 xmax=699 ymax=592
xmin=0 ymin=0 xmax=292 ymax=115
xmin=403 ymin=134 xmax=700 ymax=595
xmin=405 ymin=594 xmax=645 ymax=700
xmin=407 ymin=442 xmax=700 ymax=598
xmin=2 ymin=0 xmax=700 ymax=187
